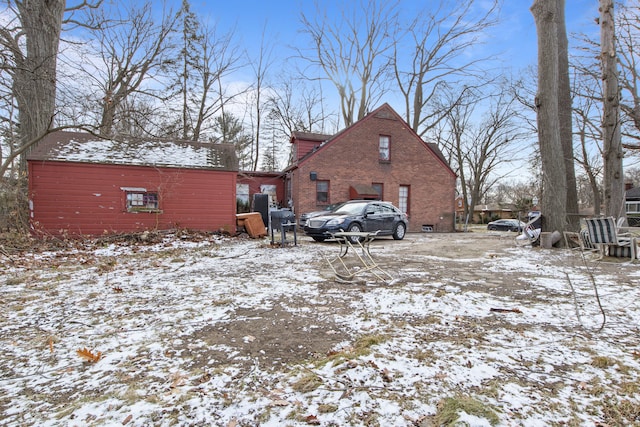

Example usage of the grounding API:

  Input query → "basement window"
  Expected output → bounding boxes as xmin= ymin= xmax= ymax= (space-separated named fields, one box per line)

xmin=125 ymin=190 xmax=160 ymax=213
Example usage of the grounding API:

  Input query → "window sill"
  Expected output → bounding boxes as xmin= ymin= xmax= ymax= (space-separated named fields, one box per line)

xmin=378 ymin=160 xmax=391 ymax=164
xmin=127 ymin=208 xmax=163 ymax=214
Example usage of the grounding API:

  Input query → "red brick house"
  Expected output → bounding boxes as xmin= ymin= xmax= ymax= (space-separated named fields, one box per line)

xmin=27 ymin=131 xmax=238 ymax=236
xmin=284 ymin=103 xmax=457 ymax=232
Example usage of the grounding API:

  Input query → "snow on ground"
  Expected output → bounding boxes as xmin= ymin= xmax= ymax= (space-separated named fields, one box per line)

xmin=1 ymin=232 xmax=639 ymax=426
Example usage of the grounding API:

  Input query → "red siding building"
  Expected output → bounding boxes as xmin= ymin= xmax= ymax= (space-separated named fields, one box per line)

xmin=286 ymin=104 xmax=457 ymax=232
xmin=27 ymin=131 xmax=238 ymax=236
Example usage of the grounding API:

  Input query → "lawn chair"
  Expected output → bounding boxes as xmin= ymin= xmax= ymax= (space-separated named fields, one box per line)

xmin=515 ymin=213 xmax=542 ymax=246
xmin=584 ymin=217 xmax=637 ymax=261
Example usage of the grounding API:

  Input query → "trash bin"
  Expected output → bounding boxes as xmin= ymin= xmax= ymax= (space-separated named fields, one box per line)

xmin=252 ymin=194 xmax=269 ymax=227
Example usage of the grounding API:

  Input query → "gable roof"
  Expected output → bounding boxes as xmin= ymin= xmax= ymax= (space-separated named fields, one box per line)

xmin=290 ymin=103 xmax=455 ymax=177
xmin=27 ymin=131 xmax=239 ymax=171
xmin=627 ymin=186 xmax=640 ymax=200
xmin=289 ymin=131 xmax=333 ymax=143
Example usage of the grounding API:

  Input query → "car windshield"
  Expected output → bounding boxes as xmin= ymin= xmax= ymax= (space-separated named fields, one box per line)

xmin=324 ymin=202 xmax=344 ymax=212
xmin=333 ymin=202 xmax=368 ymax=215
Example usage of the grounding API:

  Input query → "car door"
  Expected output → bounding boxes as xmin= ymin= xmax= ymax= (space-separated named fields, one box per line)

xmin=362 ymin=203 xmax=385 ymax=232
xmin=377 ymin=203 xmax=397 ymax=232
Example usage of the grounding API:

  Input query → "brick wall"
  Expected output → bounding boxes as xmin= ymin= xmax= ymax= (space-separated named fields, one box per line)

xmin=293 ymin=106 xmax=456 ymax=232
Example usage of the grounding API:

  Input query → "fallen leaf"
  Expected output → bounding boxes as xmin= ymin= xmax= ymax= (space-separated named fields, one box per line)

xmin=305 ymin=414 xmax=321 ymax=425
xmin=76 ymin=347 xmax=102 ymax=363
xmin=381 ymin=368 xmax=392 ymax=382
xmin=170 ymin=372 xmax=186 ymax=388
xmin=122 ymin=414 xmax=132 ymax=425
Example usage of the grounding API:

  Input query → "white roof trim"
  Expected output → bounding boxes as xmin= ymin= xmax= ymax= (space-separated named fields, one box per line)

xmin=120 ymin=187 xmax=147 ymax=192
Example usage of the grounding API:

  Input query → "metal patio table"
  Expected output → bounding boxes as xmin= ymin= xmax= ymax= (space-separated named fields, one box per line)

xmin=324 ymin=230 xmax=393 ymax=283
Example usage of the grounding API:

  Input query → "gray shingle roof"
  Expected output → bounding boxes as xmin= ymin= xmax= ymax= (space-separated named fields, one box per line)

xmin=27 ymin=131 xmax=239 ymax=171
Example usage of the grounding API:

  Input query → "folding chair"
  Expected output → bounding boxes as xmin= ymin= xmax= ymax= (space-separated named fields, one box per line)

xmin=584 ymin=217 xmax=637 ymax=261
xmin=515 ymin=213 xmax=542 ymax=246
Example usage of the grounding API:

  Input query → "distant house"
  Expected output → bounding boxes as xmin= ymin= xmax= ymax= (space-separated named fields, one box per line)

xmin=284 ymin=104 xmax=457 ymax=232
xmin=27 ymin=131 xmax=238 ymax=236
xmin=472 ymin=204 xmax=516 ymax=224
xmin=626 ymin=184 xmax=640 ymax=226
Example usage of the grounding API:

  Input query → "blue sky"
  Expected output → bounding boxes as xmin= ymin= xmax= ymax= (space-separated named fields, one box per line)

xmin=161 ymin=0 xmax=604 ymax=177
xmin=178 ymin=0 xmax=600 ymax=74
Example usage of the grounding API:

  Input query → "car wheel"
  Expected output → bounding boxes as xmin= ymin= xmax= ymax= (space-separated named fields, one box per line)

xmin=346 ymin=223 xmax=363 ymax=243
xmin=312 ymin=236 xmax=326 ymax=242
xmin=392 ymin=222 xmax=406 ymax=240
xmin=488 ymin=226 xmax=496 ymax=231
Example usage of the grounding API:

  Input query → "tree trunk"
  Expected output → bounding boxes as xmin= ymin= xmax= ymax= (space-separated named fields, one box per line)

xmin=600 ymin=0 xmax=625 ymax=219
xmin=531 ymin=0 xmax=568 ymax=235
xmin=14 ymin=0 xmax=65 ymax=170
xmin=556 ymin=0 xmax=579 ymax=229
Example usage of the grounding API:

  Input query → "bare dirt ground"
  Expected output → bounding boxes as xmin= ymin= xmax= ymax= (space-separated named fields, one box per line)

xmin=1 ymin=230 xmax=639 ymax=426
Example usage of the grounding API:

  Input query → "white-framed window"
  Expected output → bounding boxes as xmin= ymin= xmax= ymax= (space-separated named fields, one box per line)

xmin=121 ymin=187 xmax=160 ymax=212
xmin=379 ymin=135 xmax=390 ymax=161
xmin=399 ymin=185 xmax=410 ymax=215
xmin=626 ymin=201 xmax=639 ymax=213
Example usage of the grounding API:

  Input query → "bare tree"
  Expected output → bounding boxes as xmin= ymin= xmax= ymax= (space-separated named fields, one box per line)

xmin=247 ymin=24 xmax=275 ymax=171
xmin=615 ymin=0 xmax=640 ymax=149
xmin=436 ymin=84 xmax=524 ymax=222
xmin=10 ymin=0 xmax=65 ymax=166
xmin=556 ymin=0 xmax=579 ymax=228
xmin=600 ymin=0 xmax=625 ymax=218
xmin=265 ymin=79 xmax=333 ymax=136
xmin=298 ymin=0 xmax=397 ymax=127
xmin=0 ymin=0 xmax=101 ymax=179
xmin=531 ymin=0 xmax=569 ymax=235
xmin=572 ymin=69 xmax=604 ymax=216
xmin=80 ymin=1 xmax=179 ymax=137
xmin=392 ymin=0 xmax=499 ymax=137
xmin=264 ymin=77 xmax=337 ymax=166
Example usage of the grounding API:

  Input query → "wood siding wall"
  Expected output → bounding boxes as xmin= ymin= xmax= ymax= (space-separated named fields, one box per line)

xmin=28 ymin=161 xmax=237 ymax=236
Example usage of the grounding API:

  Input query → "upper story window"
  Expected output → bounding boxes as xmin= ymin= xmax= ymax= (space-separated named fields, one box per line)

xmin=379 ymin=135 xmax=390 ymax=161
xmin=316 ymin=180 xmax=329 ymax=203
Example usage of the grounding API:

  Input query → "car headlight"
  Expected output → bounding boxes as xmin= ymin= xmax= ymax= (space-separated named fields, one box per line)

xmin=326 ymin=218 xmax=345 ymax=226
